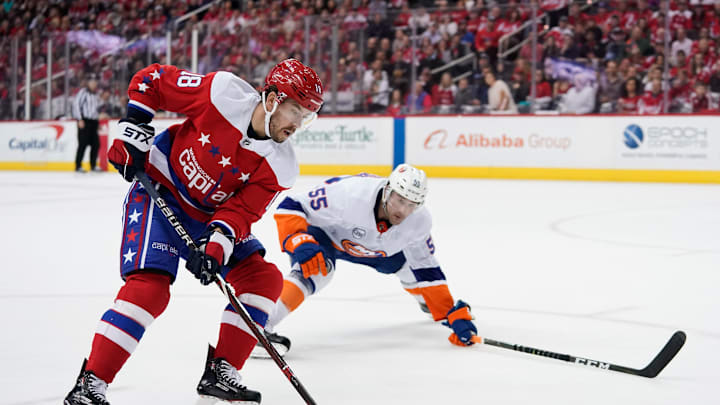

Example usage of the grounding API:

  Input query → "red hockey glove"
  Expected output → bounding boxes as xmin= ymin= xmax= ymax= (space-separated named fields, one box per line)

xmin=283 ymin=233 xmax=327 ymax=278
xmin=108 ymin=118 xmax=155 ymax=182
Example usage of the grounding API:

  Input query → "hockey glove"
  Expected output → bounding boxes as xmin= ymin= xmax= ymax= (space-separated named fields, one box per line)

xmin=283 ymin=232 xmax=327 ymax=278
xmin=108 ymin=118 xmax=155 ymax=182
xmin=186 ymin=228 xmax=234 ymax=285
xmin=445 ymin=300 xmax=477 ymax=346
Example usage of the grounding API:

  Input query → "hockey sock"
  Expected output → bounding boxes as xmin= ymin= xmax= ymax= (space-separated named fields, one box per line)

xmin=215 ymin=254 xmax=283 ymax=369
xmin=279 ymin=278 xmax=307 ymax=312
xmin=86 ymin=272 xmax=171 ymax=383
xmin=215 ymin=303 xmax=259 ymax=370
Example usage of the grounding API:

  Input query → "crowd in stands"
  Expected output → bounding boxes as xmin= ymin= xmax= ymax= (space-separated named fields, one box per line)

xmin=1 ymin=0 xmax=719 ymax=120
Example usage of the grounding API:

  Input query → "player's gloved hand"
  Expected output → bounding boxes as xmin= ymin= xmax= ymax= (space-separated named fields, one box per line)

xmin=186 ymin=229 xmax=234 ymax=285
xmin=283 ymin=232 xmax=327 ymax=278
xmin=108 ymin=118 xmax=155 ymax=182
xmin=444 ymin=300 xmax=477 ymax=346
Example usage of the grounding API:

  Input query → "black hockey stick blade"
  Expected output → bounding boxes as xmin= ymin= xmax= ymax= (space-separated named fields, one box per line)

xmin=634 ymin=330 xmax=686 ymax=378
xmin=475 ymin=330 xmax=686 ymax=378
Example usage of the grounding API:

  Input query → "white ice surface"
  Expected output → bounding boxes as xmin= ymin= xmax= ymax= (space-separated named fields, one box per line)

xmin=0 ymin=172 xmax=718 ymax=405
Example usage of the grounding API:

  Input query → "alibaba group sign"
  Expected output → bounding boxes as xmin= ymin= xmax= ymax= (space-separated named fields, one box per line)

xmin=424 ymin=129 xmax=450 ymax=149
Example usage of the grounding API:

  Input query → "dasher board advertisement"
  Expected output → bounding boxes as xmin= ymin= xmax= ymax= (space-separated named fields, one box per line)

xmin=406 ymin=115 xmax=720 ymax=171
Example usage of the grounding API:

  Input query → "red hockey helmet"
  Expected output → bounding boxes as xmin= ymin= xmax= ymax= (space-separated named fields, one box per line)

xmin=264 ymin=59 xmax=324 ymax=113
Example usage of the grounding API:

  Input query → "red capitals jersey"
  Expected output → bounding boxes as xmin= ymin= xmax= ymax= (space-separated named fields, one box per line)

xmin=431 ymin=84 xmax=456 ymax=106
xmin=637 ymin=91 xmax=664 ymax=115
xmin=617 ymin=95 xmax=640 ymax=113
xmin=126 ymin=64 xmax=298 ymax=242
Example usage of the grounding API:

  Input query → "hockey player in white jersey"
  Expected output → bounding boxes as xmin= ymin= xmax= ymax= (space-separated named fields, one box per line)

xmin=258 ymin=164 xmax=477 ymax=355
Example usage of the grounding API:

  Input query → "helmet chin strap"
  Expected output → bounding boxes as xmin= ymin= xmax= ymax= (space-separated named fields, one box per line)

xmin=262 ymin=92 xmax=279 ymax=139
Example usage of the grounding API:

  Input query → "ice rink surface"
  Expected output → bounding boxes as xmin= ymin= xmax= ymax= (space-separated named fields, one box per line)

xmin=1 ymin=171 xmax=718 ymax=405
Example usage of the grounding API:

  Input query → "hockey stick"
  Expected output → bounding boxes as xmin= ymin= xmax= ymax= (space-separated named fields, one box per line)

xmin=134 ymin=172 xmax=318 ymax=405
xmin=470 ymin=330 xmax=685 ymax=378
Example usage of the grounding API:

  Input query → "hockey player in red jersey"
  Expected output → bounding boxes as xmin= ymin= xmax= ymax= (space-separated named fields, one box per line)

xmin=64 ymin=59 xmax=323 ymax=405
xmin=254 ymin=164 xmax=477 ymax=357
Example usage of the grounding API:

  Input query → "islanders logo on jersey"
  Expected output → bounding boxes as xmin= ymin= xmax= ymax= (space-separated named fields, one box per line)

xmin=341 ymin=239 xmax=387 ymax=258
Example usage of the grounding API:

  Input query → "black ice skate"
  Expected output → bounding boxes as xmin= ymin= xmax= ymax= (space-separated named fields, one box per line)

xmin=64 ymin=359 xmax=110 ymax=405
xmin=250 ymin=330 xmax=292 ymax=359
xmin=197 ymin=345 xmax=261 ymax=404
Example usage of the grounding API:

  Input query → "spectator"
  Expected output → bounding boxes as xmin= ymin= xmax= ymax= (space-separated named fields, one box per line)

xmin=637 ymin=78 xmax=664 ymax=114
xmin=689 ymin=52 xmax=712 ymax=84
xmin=567 ymin=2 xmax=587 ymax=26
xmin=533 ymin=69 xmax=553 ymax=109
xmin=598 ymin=60 xmax=623 ymax=108
xmin=543 ymin=36 xmax=561 ymax=60
xmin=669 ymin=69 xmax=692 ymax=111
xmin=671 ymin=49 xmax=689 ymax=76
xmin=636 ymin=0 xmax=653 ymax=25
xmin=431 ymin=72 xmax=457 ymax=107
xmin=584 ymin=15 xmax=603 ymax=44
xmin=547 ymin=15 xmax=572 ymax=45
xmin=405 ymin=81 xmax=433 ymax=113
xmin=559 ymin=75 xmax=596 ymax=114
xmin=408 ymin=7 xmax=431 ymax=32
xmin=605 ymin=27 xmax=628 ymax=61
xmin=368 ymin=0 xmax=388 ymax=19
xmin=455 ymin=77 xmax=480 ymax=110
xmin=386 ymin=88 xmax=405 ymax=116
xmin=438 ymin=13 xmax=458 ymax=37
xmin=447 ymin=34 xmax=468 ymax=66
xmin=421 ymin=23 xmax=443 ymax=45
xmin=474 ymin=15 xmax=501 ymax=56
xmin=692 ymin=38 xmax=715 ymax=68
xmin=628 ymin=26 xmax=651 ymax=57
xmin=690 ymin=82 xmax=715 ymax=112
xmin=389 ymin=49 xmax=411 ymax=94
xmin=366 ymin=12 xmax=393 ymax=40
xmin=368 ymin=69 xmax=390 ymax=113
xmin=498 ymin=9 xmax=522 ymax=38
xmin=710 ymin=63 xmax=720 ymax=93
xmin=363 ymin=59 xmax=389 ymax=92
xmin=485 ymin=69 xmax=517 ymax=113
xmin=418 ymin=42 xmax=443 ymax=74
xmin=643 ymin=67 xmax=667 ymax=92
xmin=671 ymin=27 xmax=693 ymax=66
xmin=343 ymin=8 xmax=367 ymax=30
xmin=458 ymin=19 xmax=475 ymax=49
xmin=670 ymin=0 xmax=693 ymax=33
xmin=97 ymin=90 xmax=123 ymax=119
xmin=560 ymin=32 xmax=582 ymax=59
xmin=510 ymin=58 xmax=531 ymax=103
xmin=617 ymin=77 xmax=641 ymax=113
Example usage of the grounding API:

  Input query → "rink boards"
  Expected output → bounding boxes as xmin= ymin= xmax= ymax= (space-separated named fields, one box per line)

xmin=0 ymin=115 xmax=718 ymax=183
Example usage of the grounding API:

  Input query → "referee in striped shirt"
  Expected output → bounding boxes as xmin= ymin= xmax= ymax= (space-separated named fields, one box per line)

xmin=72 ymin=77 xmax=101 ymax=172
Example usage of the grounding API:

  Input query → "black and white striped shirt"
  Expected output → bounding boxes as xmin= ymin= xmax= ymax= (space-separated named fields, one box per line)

xmin=72 ymin=87 xmax=100 ymax=120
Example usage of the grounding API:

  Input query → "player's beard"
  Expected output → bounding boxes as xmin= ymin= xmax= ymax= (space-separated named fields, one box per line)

xmin=268 ymin=116 xmax=296 ymax=143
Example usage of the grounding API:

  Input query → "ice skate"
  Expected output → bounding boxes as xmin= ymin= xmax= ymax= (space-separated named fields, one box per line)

xmin=196 ymin=345 xmax=261 ymax=404
xmin=250 ymin=330 xmax=291 ymax=359
xmin=64 ymin=359 xmax=110 ymax=405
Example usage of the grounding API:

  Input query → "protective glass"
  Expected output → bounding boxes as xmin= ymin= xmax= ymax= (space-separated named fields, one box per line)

xmin=276 ymin=101 xmax=318 ymax=134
